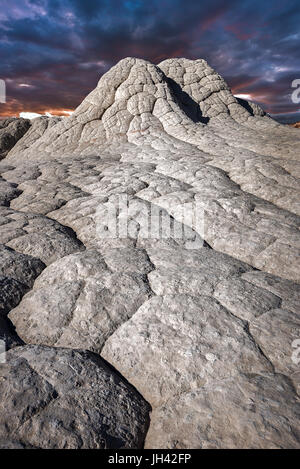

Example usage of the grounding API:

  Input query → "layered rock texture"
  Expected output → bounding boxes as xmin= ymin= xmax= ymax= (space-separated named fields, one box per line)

xmin=0 ymin=58 xmax=300 ymax=449
xmin=0 ymin=118 xmax=31 ymax=160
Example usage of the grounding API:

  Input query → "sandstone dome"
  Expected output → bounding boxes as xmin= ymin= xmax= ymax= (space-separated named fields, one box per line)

xmin=0 ymin=58 xmax=300 ymax=449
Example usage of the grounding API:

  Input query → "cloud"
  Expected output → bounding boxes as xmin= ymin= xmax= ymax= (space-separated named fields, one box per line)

xmin=0 ymin=0 xmax=299 ymax=117
xmin=19 ymin=111 xmax=46 ymax=119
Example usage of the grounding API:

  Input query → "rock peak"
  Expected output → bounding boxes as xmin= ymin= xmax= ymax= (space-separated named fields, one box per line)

xmin=0 ymin=57 xmax=300 ymax=449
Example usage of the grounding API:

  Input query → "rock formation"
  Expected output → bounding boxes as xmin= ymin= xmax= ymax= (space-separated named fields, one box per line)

xmin=0 ymin=57 xmax=300 ymax=449
xmin=0 ymin=345 xmax=150 ymax=449
xmin=290 ymin=121 xmax=300 ymax=128
xmin=0 ymin=118 xmax=31 ymax=160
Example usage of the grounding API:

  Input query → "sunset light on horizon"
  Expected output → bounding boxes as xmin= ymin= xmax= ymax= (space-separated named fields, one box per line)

xmin=1 ymin=0 xmax=300 ymax=122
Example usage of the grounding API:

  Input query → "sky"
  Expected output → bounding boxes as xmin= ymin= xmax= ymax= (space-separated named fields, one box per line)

xmin=0 ymin=0 xmax=300 ymax=122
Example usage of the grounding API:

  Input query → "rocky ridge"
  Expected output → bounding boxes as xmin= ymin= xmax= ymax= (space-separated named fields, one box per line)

xmin=290 ymin=121 xmax=300 ymax=129
xmin=0 ymin=57 xmax=299 ymax=448
xmin=0 ymin=118 xmax=31 ymax=160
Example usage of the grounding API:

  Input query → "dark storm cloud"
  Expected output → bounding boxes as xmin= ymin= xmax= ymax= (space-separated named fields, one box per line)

xmin=0 ymin=0 xmax=299 ymax=118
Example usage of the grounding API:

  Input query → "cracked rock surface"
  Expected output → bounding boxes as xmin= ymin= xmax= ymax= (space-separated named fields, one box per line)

xmin=0 ymin=118 xmax=31 ymax=160
xmin=0 ymin=345 xmax=150 ymax=449
xmin=1 ymin=57 xmax=300 ymax=448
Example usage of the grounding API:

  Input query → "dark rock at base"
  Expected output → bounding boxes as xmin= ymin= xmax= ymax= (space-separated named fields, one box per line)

xmin=0 ymin=345 xmax=151 ymax=449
